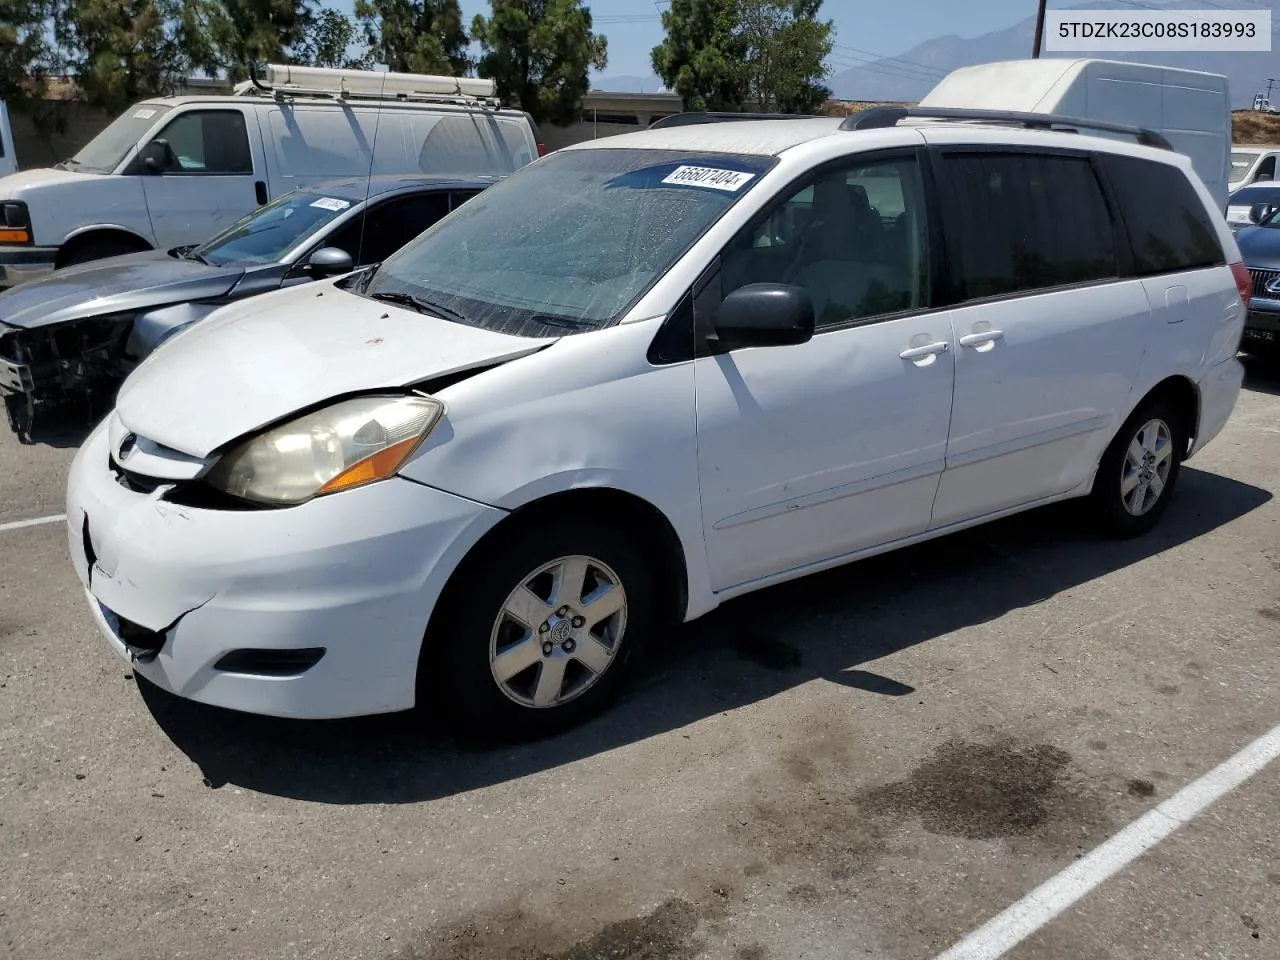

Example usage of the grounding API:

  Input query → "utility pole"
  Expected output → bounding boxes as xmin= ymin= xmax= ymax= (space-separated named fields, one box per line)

xmin=1032 ymin=0 xmax=1048 ymax=58
xmin=1268 ymin=78 xmax=1277 ymax=101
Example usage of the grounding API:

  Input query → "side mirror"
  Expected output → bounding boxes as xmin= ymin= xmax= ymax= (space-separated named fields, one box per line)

xmin=141 ymin=139 xmax=175 ymax=173
xmin=714 ymin=283 xmax=815 ymax=349
xmin=307 ymin=246 xmax=354 ymax=278
xmin=1249 ymin=202 xmax=1274 ymax=224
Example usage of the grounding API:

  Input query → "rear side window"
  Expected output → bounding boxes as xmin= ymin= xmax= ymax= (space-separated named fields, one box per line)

xmin=1098 ymin=155 xmax=1224 ymax=275
xmin=324 ymin=192 xmax=452 ymax=265
xmin=939 ymin=152 xmax=1117 ymax=301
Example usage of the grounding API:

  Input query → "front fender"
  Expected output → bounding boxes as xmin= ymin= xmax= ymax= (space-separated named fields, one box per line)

xmin=126 ymin=301 xmax=223 ymax=359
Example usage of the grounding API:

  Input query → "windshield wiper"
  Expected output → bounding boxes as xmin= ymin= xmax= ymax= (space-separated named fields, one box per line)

xmin=370 ymin=291 xmax=471 ymax=326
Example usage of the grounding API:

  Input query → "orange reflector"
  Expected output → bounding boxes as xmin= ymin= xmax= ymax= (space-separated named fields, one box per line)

xmin=0 ymin=228 xmax=31 ymax=244
xmin=316 ymin=436 xmax=423 ymax=495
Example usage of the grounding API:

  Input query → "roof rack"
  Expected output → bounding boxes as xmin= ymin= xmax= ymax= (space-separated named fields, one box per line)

xmin=238 ymin=64 xmax=502 ymax=110
xmin=649 ymin=111 xmax=818 ymax=129
xmin=841 ymin=106 xmax=1173 ymax=150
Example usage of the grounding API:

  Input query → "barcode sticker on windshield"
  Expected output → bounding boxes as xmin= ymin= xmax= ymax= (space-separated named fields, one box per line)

xmin=661 ymin=166 xmax=756 ymax=192
xmin=310 ymin=197 xmax=352 ymax=212
xmin=132 ymin=108 xmax=157 ymax=119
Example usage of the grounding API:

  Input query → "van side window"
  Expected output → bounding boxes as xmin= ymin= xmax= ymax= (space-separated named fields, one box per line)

xmin=1098 ymin=155 xmax=1224 ymax=275
xmin=939 ymin=152 xmax=1116 ymax=301
xmin=152 ymin=111 xmax=252 ymax=174
xmin=1257 ymin=155 xmax=1276 ymax=181
xmin=720 ymin=155 xmax=928 ymax=329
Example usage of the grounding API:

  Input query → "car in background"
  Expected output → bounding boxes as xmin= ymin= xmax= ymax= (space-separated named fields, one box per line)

xmin=0 ymin=65 xmax=538 ymax=287
xmin=0 ymin=175 xmax=492 ymax=440
xmin=1229 ymin=145 xmax=1280 ymax=195
xmin=1237 ymin=209 xmax=1280 ymax=354
xmin=1225 ymin=182 xmax=1280 ymax=234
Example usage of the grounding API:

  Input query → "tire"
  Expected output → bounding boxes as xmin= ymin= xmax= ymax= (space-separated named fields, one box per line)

xmin=1089 ymin=394 xmax=1187 ymax=538
xmin=60 ymin=239 xmax=142 ymax=268
xmin=422 ymin=515 xmax=655 ymax=741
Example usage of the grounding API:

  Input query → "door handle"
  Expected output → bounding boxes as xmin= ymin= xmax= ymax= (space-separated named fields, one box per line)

xmin=899 ymin=341 xmax=950 ymax=360
xmin=959 ymin=330 xmax=1004 ymax=348
xmin=254 ymin=180 xmax=268 ymax=205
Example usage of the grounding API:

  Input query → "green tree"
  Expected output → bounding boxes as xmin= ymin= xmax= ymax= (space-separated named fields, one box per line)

xmin=299 ymin=6 xmax=370 ymax=68
xmin=1 ymin=1 xmax=59 ymax=106
xmin=55 ymin=0 xmax=189 ymax=110
xmin=651 ymin=0 xmax=832 ymax=113
xmin=650 ymin=0 xmax=743 ymax=112
xmin=739 ymin=0 xmax=832 ymax=112
xmin=198 ymin=0 xmax=317 ymax=79
xmin=471 ymin=0 xmax=607 ymax=126
xmin=354 ymin=0 xmax=469 ymax=75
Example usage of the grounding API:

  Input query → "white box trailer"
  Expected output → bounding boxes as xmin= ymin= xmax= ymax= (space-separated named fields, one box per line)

xmin=919 ymin=59 xmax=1231 ymax=211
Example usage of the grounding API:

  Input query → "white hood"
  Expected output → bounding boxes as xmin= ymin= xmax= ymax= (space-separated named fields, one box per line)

xmin=0 ymin=166 xmax=103 ymax=200
xmin=116 ymin=282 xmax=556 ymax=458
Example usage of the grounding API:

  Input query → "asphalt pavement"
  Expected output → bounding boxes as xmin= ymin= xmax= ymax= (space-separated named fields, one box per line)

xmin=2 ymin=360 xmax=1278 ymax=960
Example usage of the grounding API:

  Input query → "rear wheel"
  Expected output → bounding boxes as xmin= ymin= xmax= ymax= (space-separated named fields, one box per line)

xmin=1089 ymin=395 xmax=1186 ymax=538
xmin=423 ymin=516 xmax=654 ymax=741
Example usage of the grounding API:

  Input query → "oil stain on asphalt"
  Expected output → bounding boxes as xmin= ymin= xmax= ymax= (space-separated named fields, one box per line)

xmin=860 ymin=738 xmax=1107 ymax=841
xmin=397 ymin=897 xmax=705 ymax=960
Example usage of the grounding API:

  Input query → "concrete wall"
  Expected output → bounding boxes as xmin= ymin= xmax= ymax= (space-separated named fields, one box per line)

xmin=10 ymin=102 xmax=115 ymax=169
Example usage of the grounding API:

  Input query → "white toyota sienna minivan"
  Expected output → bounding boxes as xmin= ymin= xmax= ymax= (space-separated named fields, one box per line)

xmin=65 ymin=108 xmax=1248 ymax=739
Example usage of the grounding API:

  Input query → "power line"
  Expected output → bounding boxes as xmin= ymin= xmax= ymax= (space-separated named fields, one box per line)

xmin=830 ymin=44 xmax=948 ymax=78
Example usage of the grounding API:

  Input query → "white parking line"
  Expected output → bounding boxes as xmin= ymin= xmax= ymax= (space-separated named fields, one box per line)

xmin=0 ymin=514 xmax=66 ymax=533
xmin=935 ymin=722 xmax=1280 ymax=960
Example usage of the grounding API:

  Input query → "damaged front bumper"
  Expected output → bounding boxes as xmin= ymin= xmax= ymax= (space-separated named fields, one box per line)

xmin=66 ymin=416 xmax=506 ymax=719
xmin=0 ymin=314 xmax=135 ymax=441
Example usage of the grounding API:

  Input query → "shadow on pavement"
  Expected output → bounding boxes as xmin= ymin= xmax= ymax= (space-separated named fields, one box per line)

xmin=139 ymin=466 xmax=1271 ymax=805
xmin=1242 ymin=352 xmax=1280 ymax=397
xmin=8 ymin=399 xmax=105 ymax=449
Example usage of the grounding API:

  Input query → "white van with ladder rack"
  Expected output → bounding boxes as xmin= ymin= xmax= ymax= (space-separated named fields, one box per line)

xmin=0 ymin=65 xmax=542 ymax=287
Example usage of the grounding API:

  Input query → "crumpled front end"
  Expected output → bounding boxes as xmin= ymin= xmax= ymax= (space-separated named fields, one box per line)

xmin=0 ymin=314 xmax=135 ymax=442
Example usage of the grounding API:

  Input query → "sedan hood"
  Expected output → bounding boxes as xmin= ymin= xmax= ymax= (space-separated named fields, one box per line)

xmin=1236 ymin=227 xmax=1280 ymax=270
xmin=116 ymin=283 xmax=556 ymax=458
xmin=0 ymin=251 xmax=244 ymax=330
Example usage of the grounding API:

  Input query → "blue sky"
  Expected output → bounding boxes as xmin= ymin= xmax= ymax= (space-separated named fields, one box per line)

xmin=333 ymin=0 xmax=1083 ymax=80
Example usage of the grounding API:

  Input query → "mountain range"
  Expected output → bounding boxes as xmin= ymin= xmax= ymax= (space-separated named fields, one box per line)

xmin=596 ymin=1 xmax=1280 ymax=107
xmin=831 ymin=1 xmax=1280 ymax=107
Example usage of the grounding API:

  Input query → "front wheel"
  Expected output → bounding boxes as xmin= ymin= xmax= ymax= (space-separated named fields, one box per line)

xmin=423 ymin=517 xmax=655 ymax=741
xmin=1089 ymin=395 xmax=1186 ymax=538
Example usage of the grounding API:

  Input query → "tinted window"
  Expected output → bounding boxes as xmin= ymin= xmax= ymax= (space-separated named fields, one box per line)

xmin=152 ymin=110 xmax=253 ymax=174
xmin=720 ymin=156 xmax=928 ymax=328
xmin=1100 ymin=154 xmax=1223 ymax=275
xmin=940 ymin=153 xmax=1116 ymax=301
xmin=324 ymin=192 xmax=452 ymax=265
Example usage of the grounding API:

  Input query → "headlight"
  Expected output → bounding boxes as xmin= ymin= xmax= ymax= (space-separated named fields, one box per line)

xmin=204 ymin=394 xmax=444 ymax=505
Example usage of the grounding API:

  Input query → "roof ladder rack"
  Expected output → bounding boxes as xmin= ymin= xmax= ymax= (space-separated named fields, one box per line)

xmin=841 ymin=106 xmax=1173 ymax=151
xmin=239 ymin=64 xmax=502 ymax=110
